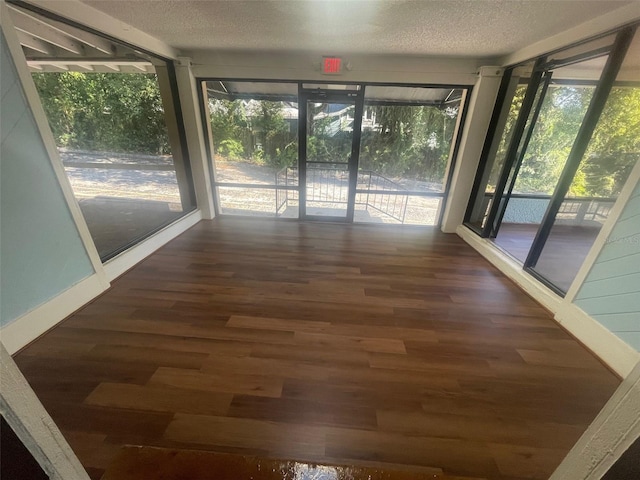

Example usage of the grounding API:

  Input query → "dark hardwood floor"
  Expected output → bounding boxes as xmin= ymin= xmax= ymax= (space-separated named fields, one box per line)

xmin=14 ymin=218 xmax=619 ymax=480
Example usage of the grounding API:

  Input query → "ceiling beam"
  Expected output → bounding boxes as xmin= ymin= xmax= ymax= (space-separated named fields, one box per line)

xmin=46 ymin=17 xmax=115 ymax=55
xmin=74 ymin=64 xmax=95 ymax=72
xmin=10 ymin=6 xmax=117 ymax=55
xmin=10 ymin=7 xmax=84 ymax=55
xmin=20 ymin=0 xmax=179 ymax=60
xmin=16 ymin=30 xmax=55 ymax=56
xmin=27 ymin=58 xmax=152 ymax=68
xmin=131 ymin=63 xmax=150 ymax=72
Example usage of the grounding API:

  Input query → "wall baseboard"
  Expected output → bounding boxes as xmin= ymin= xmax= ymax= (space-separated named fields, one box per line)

xmin=456 ymin=225 xmax=639 ymax=378
xmin=0 ymin=274 xmax=106 ymax=355
xmin=555 ymin=302 xmax=640 ymax=378
xmin=104 ymin=210 xmax=203 ymax=281
xmin=456 ymin=225 xmax=563 ymax=312
xmin=1 ymin=211 xmax=204 ymax=355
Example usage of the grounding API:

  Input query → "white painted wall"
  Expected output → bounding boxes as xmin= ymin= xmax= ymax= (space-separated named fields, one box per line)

xmin=441 ymin=67 xmax=503 ymax=232
xmin=190 ymin=50 xmax=482 ymax=86
xmin=174 ymin=57 xmax=215 ymax=219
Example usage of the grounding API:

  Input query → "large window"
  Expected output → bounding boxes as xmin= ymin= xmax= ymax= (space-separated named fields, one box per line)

xmin=494 ymin=61 xmax=602 ymax=263
xmin=11 ymin=5 xmax=196 ymax=261
xmin=465 ymin=26 xmax=639 ymax=294
xmin=202 ymin=81 xmax=468 ymax=226
xmin=204 ymin=81 xmax=299 ymax=217
xmin=356 ymin=86 xmax=464 ymax=225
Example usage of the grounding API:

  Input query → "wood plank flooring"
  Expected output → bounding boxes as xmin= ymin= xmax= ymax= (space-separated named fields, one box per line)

xmin=14 ymin=218 xmax=620 ymax=480
xmin=102 ymin=446 xmax=470 ymax=480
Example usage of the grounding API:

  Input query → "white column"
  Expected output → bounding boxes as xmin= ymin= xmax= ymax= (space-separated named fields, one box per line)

xmin=441 ymin=66 xmax=503 ymax=233
xmin=550 ymin=359 xmax=640 ymax=479
xmin=1 ymin=343 xmax=91 ymax=480
xmin=174 ymin=57 xmax=215 ymax=219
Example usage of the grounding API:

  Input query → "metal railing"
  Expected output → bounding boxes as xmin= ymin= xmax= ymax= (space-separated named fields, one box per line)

xmin=275 ymin=166 xmax=409 ymax=222
xmin=479 ymin=192 xmax=617 ymax=225
xmin=276 ymin=166 xmax=298 ymax=215
xmin=556 ymin=196 xmax=615 ymax=223
xmin=357 ymin=170 xmax=408 ymax=223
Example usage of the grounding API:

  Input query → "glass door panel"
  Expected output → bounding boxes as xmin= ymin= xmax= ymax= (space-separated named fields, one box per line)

xmin=494 ymin=57 xmax=607 ymax=262
xmin=357 ymin=86 xmax=466 ymax=225
xmin=304 ymin=100 xmax=355 ymax=219
xmin=531 ymin=31 xmax=639 ymax=292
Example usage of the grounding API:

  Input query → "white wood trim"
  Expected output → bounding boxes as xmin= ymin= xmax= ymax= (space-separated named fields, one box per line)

xmin=555 ymin=302 xmax=640 ymax=378
xmin=1 ymin=5 xmax=109 ymax=290
xmin=17 ymin=0 xmax=178 ymax=60
xmin=457 ymin=224 xmax=640 ymax=377
xmin=175 ymin=57 xmax=216 ymax=219
xmin=104 ymin=210 xmax=203 ymax=281
xmin=0 ymin=274 xmax=106 ymax=355
xmin=0 ymin=212 xmax=202 ymax=353
xmin=550 ymin=359 xmax=640 ymax=479
xmin=456 ymin=225 xmax=563 ymax=312
xmin=501 ymin=3 xmax=640 ymax=67
xmin=0 ymin=343 xmax=91 ymax=480
xmin=565 ymin=159 xmax=640 ymax=302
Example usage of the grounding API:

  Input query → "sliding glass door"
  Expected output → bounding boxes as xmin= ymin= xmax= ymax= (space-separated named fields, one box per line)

xmin=465 ymin=26 xmax=638 ymax=294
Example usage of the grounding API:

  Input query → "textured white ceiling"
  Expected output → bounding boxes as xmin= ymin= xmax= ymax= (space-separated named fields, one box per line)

xmin=79 ymin=0 xmax=633 ymax=57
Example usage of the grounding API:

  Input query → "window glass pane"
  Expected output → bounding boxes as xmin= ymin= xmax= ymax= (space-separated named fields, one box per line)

xmin=495 ymin=58 xmax=606 ymax=262
xmin=13 ymin=2 xmax=195 ymax=261
xmin=495 ymin=83 xmax=596 ymax=258
xmin=204 ymin=81 xmax=300 ymax=219
xmin=533 ymin=31 xmax=640 ymax=292
xmin=354 ymin=194 xmax=442 ymax=225
xmin=357 ymin=86 xmax=464 ymax=226
xmin=205 ymin=82 xmax=299 ymax=187
xmin=29 ymin=67 xmax=192 ymax=262
xmin=218 ymin=187 xmax=298 ymax=218
xmin=466 ymin=61 xmax=535 ymax=230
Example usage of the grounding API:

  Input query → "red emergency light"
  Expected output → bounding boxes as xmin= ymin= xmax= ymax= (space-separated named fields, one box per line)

xmin=322 ymin=57 xmax=342 ymax=75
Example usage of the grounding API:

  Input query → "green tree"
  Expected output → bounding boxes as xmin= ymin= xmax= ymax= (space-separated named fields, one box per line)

xmin=209 ymin=99 xmax=297 ymax=168
xmin=359 ymin=103 xmax=458 ymax=183
xmin=32 ymin=72 xmax=171 ymax=155
xmin=514 ymin=86 xmax=594 ymax=195
xmin=576 ymin=87 xmax=640 ymax=197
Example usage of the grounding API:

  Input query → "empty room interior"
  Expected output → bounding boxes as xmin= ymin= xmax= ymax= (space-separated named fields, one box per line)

xmin=2 ymin=1 xmax=640 ymax=479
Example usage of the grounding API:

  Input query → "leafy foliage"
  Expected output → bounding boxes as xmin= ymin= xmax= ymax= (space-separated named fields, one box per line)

xmin=32 ymin=72 xmax=171 ymax=155
xmin=577 ymin=87 xmax=640 ymax=197
xmin=359 ymin=104 xmax=458 ymax=184
xmin=209 ymin=99 xmax=296 ymax=168
xmin=209 ymin=97 xmax=460 ymax=185
xmin=514 ymin=86 xmax=593 ymax=195
xmin=489 ymin=84 xmax=640 ymax=198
